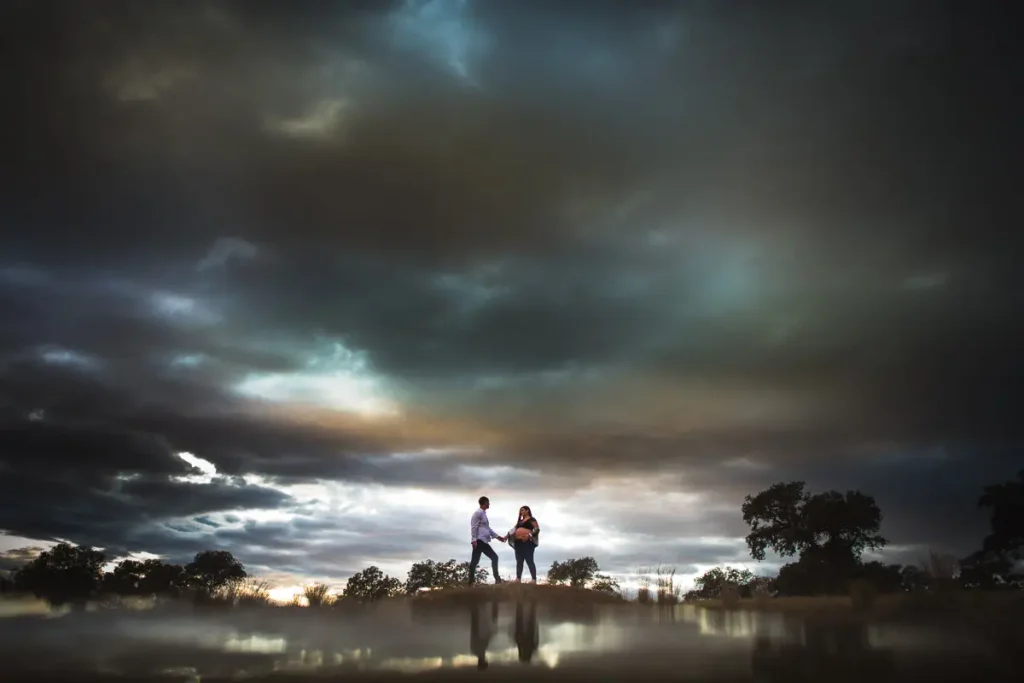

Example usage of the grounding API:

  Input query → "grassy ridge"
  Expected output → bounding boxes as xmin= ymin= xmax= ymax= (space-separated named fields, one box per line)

xmin=412 ymin=582 xmax=626 ymax=606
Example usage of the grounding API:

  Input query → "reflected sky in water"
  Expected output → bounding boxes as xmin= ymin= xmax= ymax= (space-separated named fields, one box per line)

xmin=0 ymin=597 xmax=1015 ymax=681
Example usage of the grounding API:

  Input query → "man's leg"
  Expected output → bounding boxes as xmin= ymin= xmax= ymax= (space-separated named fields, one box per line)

xmin=479 ymin=541 xmax=501 ymax=583
xmin=468 ymin=543 xmax=484 ymax=585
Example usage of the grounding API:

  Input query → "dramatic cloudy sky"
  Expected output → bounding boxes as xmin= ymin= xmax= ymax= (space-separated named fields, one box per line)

xmin=1 ymin=0 xmax=1020 ymax=597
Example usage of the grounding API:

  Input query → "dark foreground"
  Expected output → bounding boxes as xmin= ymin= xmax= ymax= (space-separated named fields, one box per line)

xmin=1 ymin=596 xmax=1020 ymax=682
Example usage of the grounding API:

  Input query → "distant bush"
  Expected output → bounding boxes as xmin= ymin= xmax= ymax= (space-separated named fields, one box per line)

xmin=591 ymin=574 xmax=621 ymax=595
xmin=720 ymin=582 xmax=740 ymax=608
xmin=547 ymin=557 xmax=600 ymax=588
xmin=344 ymin=566 xmax=403 ymax=602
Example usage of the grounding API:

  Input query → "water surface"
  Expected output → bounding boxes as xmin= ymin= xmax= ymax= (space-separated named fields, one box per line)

xmin=0 ymin=598 xmax=1017 ymax=682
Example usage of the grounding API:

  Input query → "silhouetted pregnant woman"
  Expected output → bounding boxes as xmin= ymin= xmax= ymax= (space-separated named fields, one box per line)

xmin=510 ymin=505 xmax=540 ymax=582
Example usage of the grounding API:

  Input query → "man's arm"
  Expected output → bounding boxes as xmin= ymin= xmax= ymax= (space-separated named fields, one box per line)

xmin=470 ymin=510 xmax=481 ymax=544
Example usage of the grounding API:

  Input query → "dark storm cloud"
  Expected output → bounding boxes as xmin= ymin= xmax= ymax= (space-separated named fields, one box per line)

xmin=0 ymin=417 xmax=296 ymax=554
xmin=1 ymin=0 xmax=1021 ymax=573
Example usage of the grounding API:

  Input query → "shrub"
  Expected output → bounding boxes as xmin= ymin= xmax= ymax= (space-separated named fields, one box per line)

xmin=720 ymin=582 xmax=740 ymax=608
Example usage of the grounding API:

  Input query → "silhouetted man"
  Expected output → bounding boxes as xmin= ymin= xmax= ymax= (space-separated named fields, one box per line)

xmin=470 ymin=601 xmax=500 ymax=669
xmin=469 ymin=496 xmax=504 ymax=585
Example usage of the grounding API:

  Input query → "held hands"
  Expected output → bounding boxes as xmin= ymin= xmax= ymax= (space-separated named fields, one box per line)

xmin=498 ymin=535 xmax=508 ymax=543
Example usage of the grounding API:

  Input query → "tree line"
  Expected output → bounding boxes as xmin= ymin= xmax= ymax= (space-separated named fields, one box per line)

xmin=682 ymin=469 xmax=1023 ymax=601
xmin=2 ymin=469 xmax=1018 ymax=606
xmin=0 ymin=542 xmax=620 ymax=607
xmin=0 ymin=547 xmax=248 ymax=606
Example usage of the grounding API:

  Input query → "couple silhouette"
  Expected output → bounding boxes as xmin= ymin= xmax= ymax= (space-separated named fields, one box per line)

xmin=469 ymin=600 xmax=540 ymax=669
xmin=469 ymin=496 xmax=541 ymax=584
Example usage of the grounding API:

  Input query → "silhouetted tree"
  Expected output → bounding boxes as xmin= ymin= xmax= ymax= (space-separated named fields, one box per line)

xmin=104 ymin=559 xmax=186 ymax=597
xmin=184 ymin=550 xmax=246 ymax=594
xmin=685 ymin=566 xmax=755 ymax=600
xmin=742 ymin=482 xmax=885 ymax=593
xmin=979 ymin=470 xmax=1024 ymax=557
xmin=0 ymin=574 xmax=12 ymax=593
xmin=546 ymin=557 xmax=600 ymax=587
xmin=774 ymin=558 xmax=818 ymax=596
xmin=405 ymin=559 xmax=487 ymax=594
xmin=11 ymin=542 xmax=106 ymax=606
xmin=962 ymin=470 xmax=1024 ymax=586
xmin=344 ymin=565 xmax=402 ymax=601
xmin=590 ymin=573 xmax=621 ymax=594
xmin=773 ymin=546 xmax=865 ymax=596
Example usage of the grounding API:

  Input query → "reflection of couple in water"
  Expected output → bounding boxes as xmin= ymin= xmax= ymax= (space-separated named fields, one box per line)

xmin=469 ymin=601 xmax=540 ymax=669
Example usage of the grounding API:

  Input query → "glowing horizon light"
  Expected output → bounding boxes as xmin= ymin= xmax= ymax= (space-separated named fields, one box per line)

xmin=267 ymin=585 xmax=304 ymax=604
xmin=234 ymin=371 xmax=398 ymax=417
xmin=232 ymin=339 xmax=399 ymax=417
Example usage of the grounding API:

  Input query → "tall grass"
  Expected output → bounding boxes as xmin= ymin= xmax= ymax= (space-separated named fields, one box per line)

xmin=217 ymin=578 xmax=271 ymax=606
xmin=303 ymin=582 xmax=331 ymax=608
xmin=655 ymin=565 xmax=681 ymax=604
xmin=636 ymin=566 xmax=653 ymax=604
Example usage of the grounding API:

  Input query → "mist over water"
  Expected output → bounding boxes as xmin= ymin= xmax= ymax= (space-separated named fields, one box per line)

xmin=0 ymin=597 xmax=1015 ymax=682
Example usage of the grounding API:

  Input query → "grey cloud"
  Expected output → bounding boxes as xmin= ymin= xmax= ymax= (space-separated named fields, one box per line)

xmin=0 ymin=420 xmax=189 ymax=482
xmin=0 ymin=546 xmax=43 ymax=574
xmin=600 ymin=538 xmax=754 ymax=578
xmin=0 ymin=421 xmax=296 ymax=557
xmin=193 ymin=516 xmax=221 ymax=528
xmin=0 ymin=0 xmax=1020 ymax=584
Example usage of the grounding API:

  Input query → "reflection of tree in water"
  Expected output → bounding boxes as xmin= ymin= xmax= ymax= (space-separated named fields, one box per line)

xmin=514 ymin=601 xmax=540 ymax=664
xmin=751 ymin=620 xmax=895 ymax=683
xmin=469 ymin=601 xmax=499 ymax=669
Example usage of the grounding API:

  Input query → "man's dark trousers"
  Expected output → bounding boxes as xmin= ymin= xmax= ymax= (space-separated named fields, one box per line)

xmin=469 ymin=541 xmax=501 ymax=584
